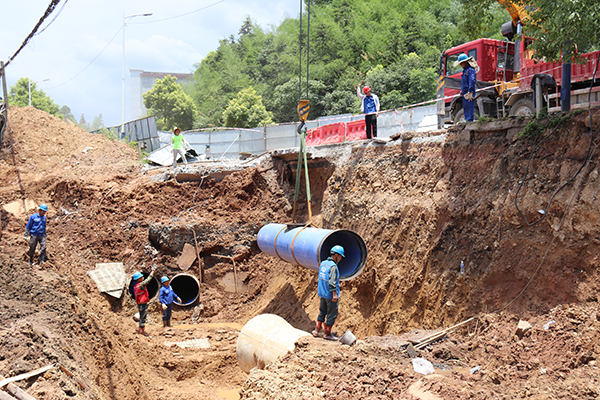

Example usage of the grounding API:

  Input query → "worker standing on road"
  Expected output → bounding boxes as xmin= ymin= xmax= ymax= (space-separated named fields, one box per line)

xmin=159 ymin=276 xmax=181 ymax=328
xmin=454 ymin=53 xmax=479 ymax=122
xmin=24 ymin=204 xmax=48 ymax=265
xmin=356 ymin=85 xmax=380 ymax=139
xmin=133 ymin=265 xmax=156 ymax=336
xmin=171 ymin=127 xmax=188 ymax=169
xmin=312 ymin=245 xmax=345 ymax=340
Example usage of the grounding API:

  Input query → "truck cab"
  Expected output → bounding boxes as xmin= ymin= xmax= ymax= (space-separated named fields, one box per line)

xmin=437 ymin=38 xmax=514 ymax=125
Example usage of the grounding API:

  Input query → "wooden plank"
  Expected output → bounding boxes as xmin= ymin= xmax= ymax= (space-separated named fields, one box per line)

xmin=177 ymin=243 xmax=197 ymax=271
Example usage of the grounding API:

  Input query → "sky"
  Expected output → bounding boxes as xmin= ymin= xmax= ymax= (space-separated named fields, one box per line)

xmin=1 ymin=0 xmax=301 ymax=127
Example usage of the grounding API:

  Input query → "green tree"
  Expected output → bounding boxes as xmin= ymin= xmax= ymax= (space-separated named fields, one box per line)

xmin=9 ymin=78 xmax=59 ymax=116
xmin=461 ymin=0 xmax=600 ymax=62
xmin=58 ymin=106 xmax=76 ymax=124
xmin=91 ymin=114 xmax=104 ymax=131
xmin=143 ymin=75 xmax=197 ymax=130
xmin=79 ymin=114 xmax=89 ymax=131
xmin=222 ymin=87 xmax=273 ymax=128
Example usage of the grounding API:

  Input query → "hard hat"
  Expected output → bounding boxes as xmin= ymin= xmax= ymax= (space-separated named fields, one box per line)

xmin=133 ymin=272 xmax=143 ymax=280
xmin=362 ymin=86 xmax=371 ymax=94
xmin=161 ymin=276 xmax=170 ymax=283
xmin=331 ymin=245 xmax=345 ymax=257
xmin=39 ymin=204 xmax=48 ymax=211
xmin=457 ymin=53 xmax=469 ymax=63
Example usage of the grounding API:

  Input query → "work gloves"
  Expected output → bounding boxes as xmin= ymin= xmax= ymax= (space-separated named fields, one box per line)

xmin=464 ymin=92 xmax=474 ymax=101
xmin=24 ymin=230 xmax=30 ymax=239
xmin=162 ymin=304 xmax=167 ymax=310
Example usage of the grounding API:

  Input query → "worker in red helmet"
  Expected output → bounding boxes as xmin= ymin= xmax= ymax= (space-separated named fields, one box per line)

xmin=356 ymin=85 xmax=380 ymax=139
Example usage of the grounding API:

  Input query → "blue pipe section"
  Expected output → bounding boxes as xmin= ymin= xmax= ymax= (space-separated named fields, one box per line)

xmin=257 ymin=223 xmax=368 ymax=280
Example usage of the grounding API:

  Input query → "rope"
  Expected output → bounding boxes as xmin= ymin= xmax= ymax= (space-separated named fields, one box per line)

xmin=2 ymin=0 xmax=62 ymax=70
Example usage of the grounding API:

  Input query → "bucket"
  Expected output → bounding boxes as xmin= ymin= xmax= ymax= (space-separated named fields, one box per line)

xmin=339 ymin=329 xmax=356 ymax=346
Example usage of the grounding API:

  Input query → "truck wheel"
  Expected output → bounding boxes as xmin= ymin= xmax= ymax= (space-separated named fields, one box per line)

xmin=453 ymin=107 xmax=479 ymax=123
xmin=509 ymin=98 xmax=534 ymax=116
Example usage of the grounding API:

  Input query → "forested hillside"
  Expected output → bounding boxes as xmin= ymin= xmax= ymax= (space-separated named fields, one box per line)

xmin=189 ymin=0 xmax=507 ymax=128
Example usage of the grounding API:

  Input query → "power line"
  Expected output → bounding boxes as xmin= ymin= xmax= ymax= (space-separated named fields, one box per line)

xmin=130 ymin=0 xmax=226 ymax=24
xmin=36 ymin=0 xmax=70 ymax=36
xmin=2 ymin=0 xmax=62 ymax=71
xmin=48 ymin=26 xmax=123 ymax=90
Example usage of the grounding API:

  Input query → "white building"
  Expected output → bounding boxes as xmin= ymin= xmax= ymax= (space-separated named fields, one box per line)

xmin=130 ymin=69 xmax=194 ymax=121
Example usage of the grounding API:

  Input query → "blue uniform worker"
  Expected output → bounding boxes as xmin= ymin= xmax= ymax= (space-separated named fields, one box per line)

xmin=312 ymin=245 xmax=345 ymax=340
xmin=159 ymin=276 xmax=181 ymax=328
xmin=24 ymin=204 xmax=48 ymax=265
xmin=455 ymin=53 xmax=478 ymax=122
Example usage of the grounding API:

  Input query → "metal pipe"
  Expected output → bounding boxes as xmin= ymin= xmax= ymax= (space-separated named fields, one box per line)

xmin=236 ymin=314 xmax=310 ymax=373
xmin=170 ymin=273 xmax=200 ymax=306
xmin=257 ymin=223 xmax=368 ymax=281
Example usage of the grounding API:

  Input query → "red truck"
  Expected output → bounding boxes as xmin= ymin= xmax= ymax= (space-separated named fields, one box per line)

xmin=437 ymin=10 xmax=600 ymax=125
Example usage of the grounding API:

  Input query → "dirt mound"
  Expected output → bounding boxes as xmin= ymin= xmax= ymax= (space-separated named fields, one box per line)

xmin=0 ymin=106 xmax=139 ymax=199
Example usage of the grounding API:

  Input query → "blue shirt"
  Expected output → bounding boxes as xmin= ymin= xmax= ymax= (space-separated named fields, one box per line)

xmin=159 ymin=285 xmax=178 ymax=305
xmin=363 ymin=96 xmax=377 ymax=114
xmin=461 ymin=65 xmax=476 ymax=96
xmin=25 ymin=212 xmax=47 ymax=236
xmin=317 ymin=257 xmax=340 ymax=299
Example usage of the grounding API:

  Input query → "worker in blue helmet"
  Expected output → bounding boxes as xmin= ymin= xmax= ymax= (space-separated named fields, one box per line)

xmin=24 ymin=204 xmax=48 ymax=265
xmin=313 ymin=245 xmax=345 ymax=340
xmin=453 ymin=53 xmax=479 ymax=122
xmin=159 ymin=276 xmax=181 ymax=328
xmin=133 ymin=264 xmax=157 ymax=336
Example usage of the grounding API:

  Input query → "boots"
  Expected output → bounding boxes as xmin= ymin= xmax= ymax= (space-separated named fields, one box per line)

xmin=167 ymin=320 xmax=171 ymax=327
xmin=139 ymin=326 xmax=148 ymax=336
xmin=40 ymin=255 xmax=45 ymax=264
xmin=29 ymin=254 xmax=34 ymax=265
xmin=312 ymin=321 xmax=323 ymax=337
xmin=163 ymin=320 xmax=167 ymax=328
xmin=323 ymin=325 xmax=336 ymax=341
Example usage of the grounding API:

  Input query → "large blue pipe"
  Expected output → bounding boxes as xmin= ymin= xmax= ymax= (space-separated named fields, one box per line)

xmin=257 ymin=223 xmax=368 ymax=280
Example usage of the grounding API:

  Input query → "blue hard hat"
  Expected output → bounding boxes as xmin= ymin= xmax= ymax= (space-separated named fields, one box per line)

xmin=331 ymin=245 xmax=345 ymax=257
xmin=457 ymin=53 xmax=469 ymax=63
xmin=133 ymin=272 xmax=143 ymax=280
xmin=161 ymin=276 xmax=170 ymax=283
xmin=39 ymin=204 xmax=48 ymax=211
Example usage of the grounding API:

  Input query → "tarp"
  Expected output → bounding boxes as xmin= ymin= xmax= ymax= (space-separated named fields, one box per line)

xmin=147 ymin=143 xmax=198 ymax=166
xmin=87 ymin=262 xmax=127 ymax=298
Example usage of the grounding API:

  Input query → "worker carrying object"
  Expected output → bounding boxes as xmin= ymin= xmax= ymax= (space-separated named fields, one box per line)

xmin=312 ymin=245 xmax=345 ymax=340
xmin=453 ymin=53 xmax=479 ymax=122
xmin=24 ymin=204 xmax=48 ymax=265
xmin=356 ymin=85 xmax=380 ymax=139
xmin=171 ymin=127 xmax=189 ymax=169
xmin=159 ymin=276 xmax=181 ymax=328
xmin=133 ymin=265 xmax=157 ymax=336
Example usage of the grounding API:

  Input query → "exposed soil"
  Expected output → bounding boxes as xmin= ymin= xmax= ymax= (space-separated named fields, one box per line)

xmin=1 ymin=105 xmax=600 ymax=399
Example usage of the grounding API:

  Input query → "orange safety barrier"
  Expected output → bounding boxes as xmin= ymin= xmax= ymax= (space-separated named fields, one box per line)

xmin=306 ymin=126 xmax=322 ymax=146
xmin=306 ymin=123 xmax=344 ymax=146
xmin=345 ymin=119 xmax=366 ymax=141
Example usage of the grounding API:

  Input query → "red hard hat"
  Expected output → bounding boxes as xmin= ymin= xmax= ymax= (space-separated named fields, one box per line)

xmin=363 ymin=86 xmax=371 ymax=94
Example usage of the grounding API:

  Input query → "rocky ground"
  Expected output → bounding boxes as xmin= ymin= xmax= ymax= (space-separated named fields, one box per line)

xmin=1 ymin=106 xmax=600 ymax=399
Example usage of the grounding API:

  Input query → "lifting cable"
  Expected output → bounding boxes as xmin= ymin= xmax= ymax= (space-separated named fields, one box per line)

xmin=489 ymin=51 xmax=600 ymax=315
xmin=291 ymin=0 xmax=315 ymax=226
